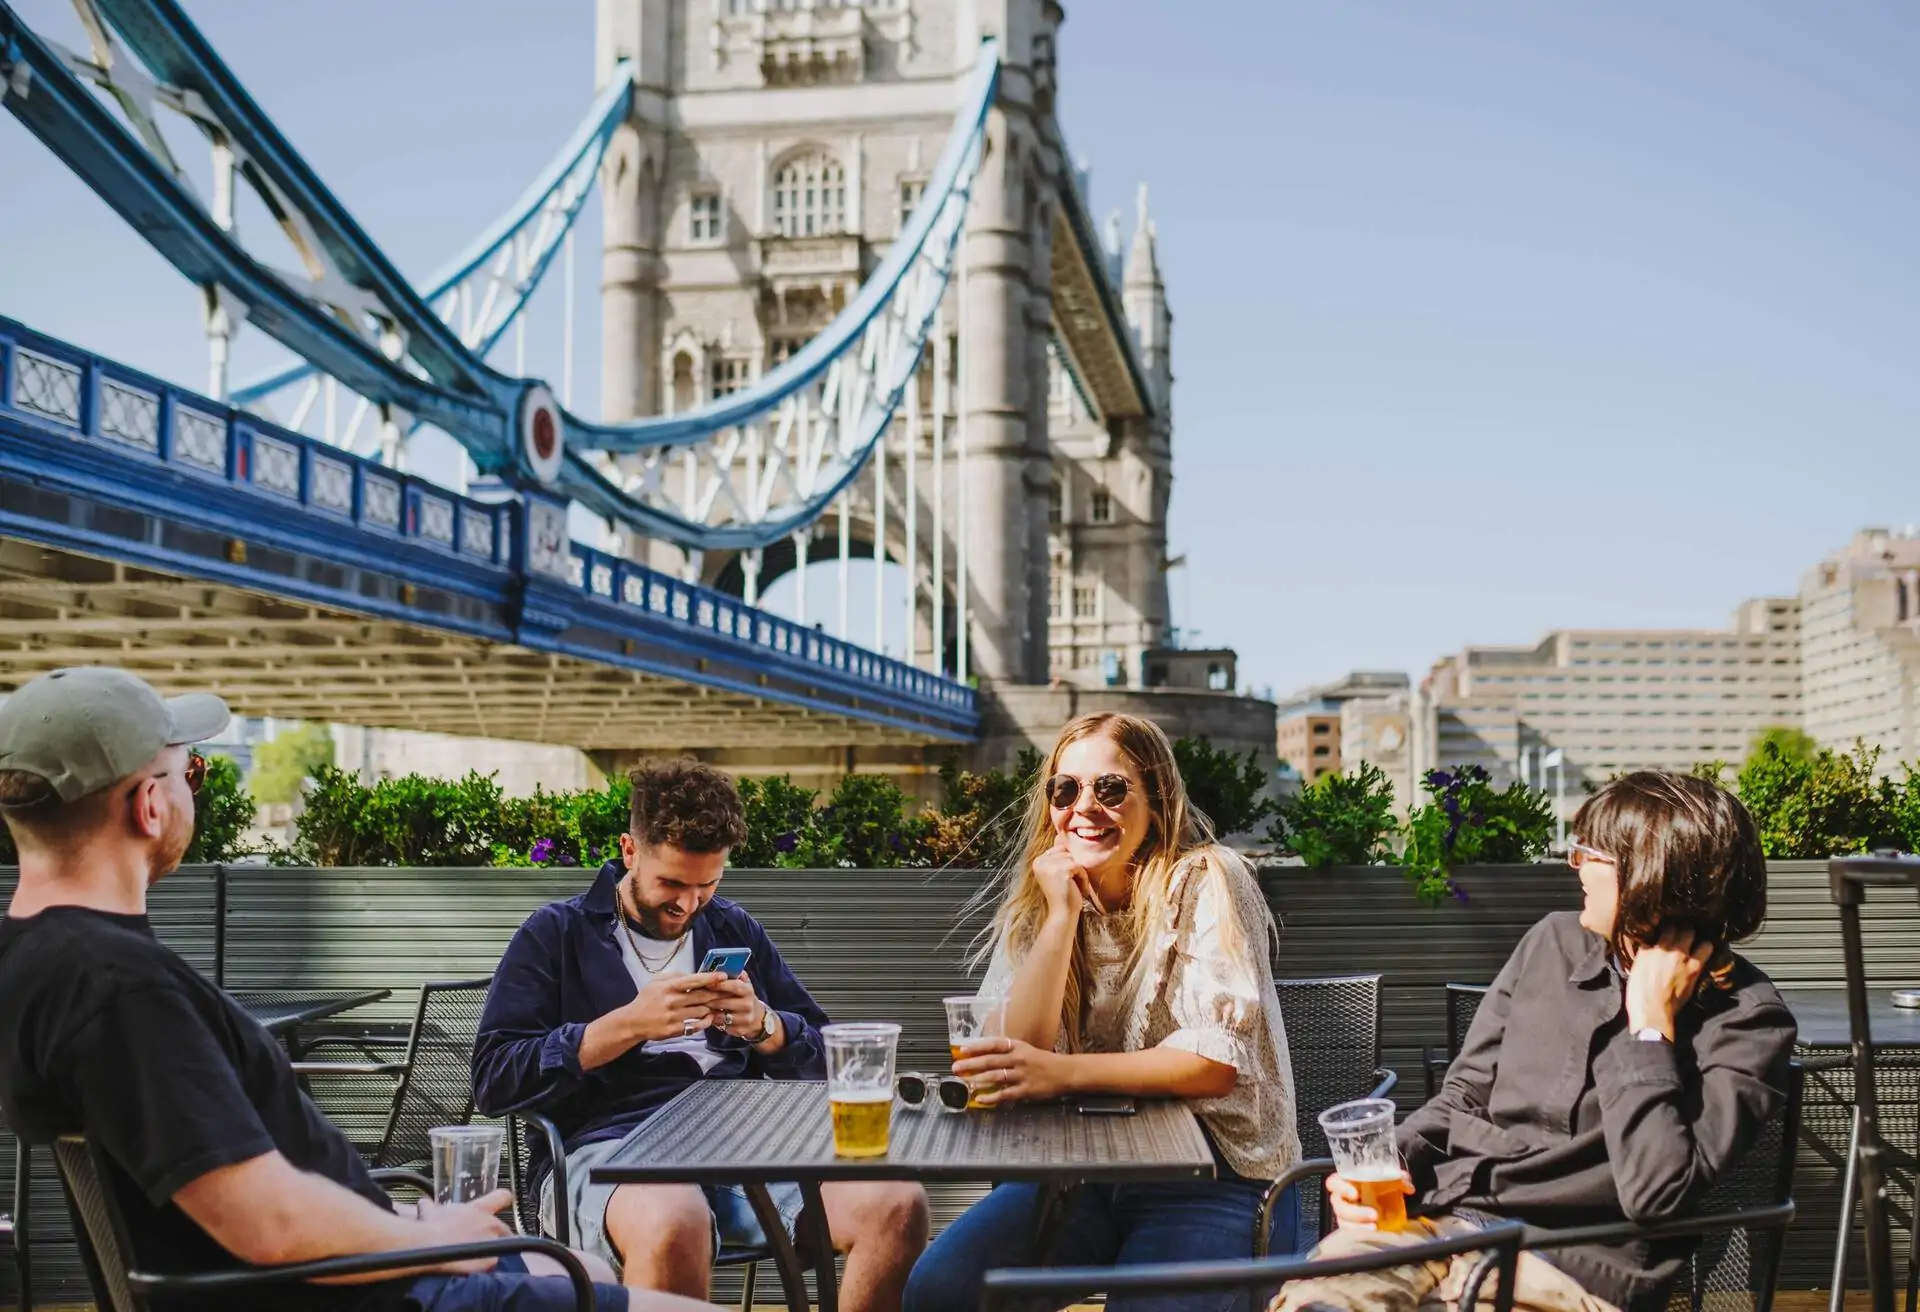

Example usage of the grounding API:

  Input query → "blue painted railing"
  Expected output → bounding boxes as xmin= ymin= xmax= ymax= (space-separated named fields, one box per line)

xmin=0 ymin=316 xmax=976 ymax=730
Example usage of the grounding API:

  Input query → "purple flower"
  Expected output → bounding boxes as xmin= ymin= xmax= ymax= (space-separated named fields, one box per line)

xmin=775 ymin=832 xmax=799 ymax=854
xmin=1427 ymin=770 xmax=1454 ymax=790
xmin=588 ymin=845 xmax=601 ymax=862
xmin=1448 ymin=879 xmax=1470 ymax=904
xmin=530 ymin=838 xmax=556 ymax=864
xmin=888 ymin=833 xmax=904 ymax=852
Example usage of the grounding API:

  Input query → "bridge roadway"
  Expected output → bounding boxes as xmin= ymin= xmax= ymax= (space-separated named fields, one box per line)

xmin=0 ymin=316 xmax=977 ymax=750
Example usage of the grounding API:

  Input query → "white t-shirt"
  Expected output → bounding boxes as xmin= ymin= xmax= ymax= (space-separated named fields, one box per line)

xmin=613 ymin=922 xmax=725 ymax=1074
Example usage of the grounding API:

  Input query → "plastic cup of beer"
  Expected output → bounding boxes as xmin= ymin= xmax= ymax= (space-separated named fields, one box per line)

xmin=943 ymin=995 xmax=1006 ymax=1110
xmin=428 ymin=1124 xmax=504 ymax=1206
xmin=823 ymin=1022 xmax=900 ymax=1158
xmin=1317 ymin=1098 xmax=1406 ymax=1231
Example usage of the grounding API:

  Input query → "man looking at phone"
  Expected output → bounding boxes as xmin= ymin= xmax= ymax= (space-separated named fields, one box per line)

xmin=474 ymin=759 xmax=928 ymax=1309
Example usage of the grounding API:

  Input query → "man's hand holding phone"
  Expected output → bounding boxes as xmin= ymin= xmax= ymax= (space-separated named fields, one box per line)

xmin=619 ymin=971 xmax=731 ymax=1044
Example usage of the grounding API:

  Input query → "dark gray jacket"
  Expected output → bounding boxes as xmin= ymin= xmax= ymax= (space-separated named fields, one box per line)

xmin=1399 ymin=911 xmax=1796 ymax=1312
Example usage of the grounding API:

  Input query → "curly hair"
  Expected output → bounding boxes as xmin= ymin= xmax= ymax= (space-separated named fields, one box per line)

xmin=627 ymin=758 xmax=749 ymax=854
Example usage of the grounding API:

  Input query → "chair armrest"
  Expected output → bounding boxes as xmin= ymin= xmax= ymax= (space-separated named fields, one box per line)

xmin=1519 ymin=1201 xmax=1797 ymax=1252
xmin=1257 ymin=1158 xmax=1337 ymax=1257
xmin=291 ymin=1061 xmax=410 ymax=1077
xmin=1370 ymin=1068 xmax=1398 ymax=1100
xmin=984 ymin=1217 xmax=1525 ymax=1312
xmin=371 ymin=1168 xmax=435 ymax=1196
xmin=517 ymin=1112 xmax=571 ymax=1246
xmin=126 ymin=1235 xmax=595 ymax=1309
xmin=298 ymin=1034 xmax=411 ymax=1058
xmin=1424 ymin=1047 xmax=1448 ymax=1100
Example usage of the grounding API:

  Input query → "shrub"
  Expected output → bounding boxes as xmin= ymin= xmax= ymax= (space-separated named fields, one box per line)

xmin=291 ymin=767 xmax=503 ymax=867
xmin=248 ymin=723 xmax=336 ymax=804
xmin=1400 ymin=765 xmax=1554 ymax=904
xmin=1267 ymin=762 xmax=1400 ymax=869
xmin=789 ymin=773 xmax=929 ymax=869
xmin=1735 ymin=737 xmax=1900 ymax=859
xmin=919 ymin=749 xmax=1041 ymax=869
xmin=494 ymin=776 xmax=631 ymax=869
xmin=1173 ymin=737 xmax=1278 ymax=839
xmin=734 ymin=775 xmax=822 ymax=868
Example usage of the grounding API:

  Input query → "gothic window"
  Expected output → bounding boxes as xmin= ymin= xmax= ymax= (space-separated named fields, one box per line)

xmin=1073 ymin=582 xmax=1098 ymax=620
xmin=1047 ymin=480 xmax=1063 ymax=525
xmin=898 ymin=178 xmax=926 ymax=232
xmin=710 ymin=357 xmax=751 ymax=398
xmin=689 ymin=192 xmax=723 ymax=243
xmin=1089 ymin=489 xmax=1112 ymax=523
xmin=772 ymin=151 xmax=846 ymax=238
xmin=769 ymin=336 xmax=808 ymax=369
xmin=1049 ymin=567 xmax=1065 ymax=620
xmin=670 ymin=351 xmax=697 ymax=414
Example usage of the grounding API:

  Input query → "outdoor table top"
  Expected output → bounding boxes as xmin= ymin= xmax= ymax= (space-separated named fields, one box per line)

xmin=1782 ymin=987 xmax=1920 ymax=1050
xmin=232 ymin=987 xmax=393 ymax=1037
xmin=587 ymin=1080 xmax=1217 ymax=1186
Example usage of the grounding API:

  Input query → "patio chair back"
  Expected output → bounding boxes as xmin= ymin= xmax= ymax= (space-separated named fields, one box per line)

xmin=1275 ymin=973 xmax=1390 ymax=1239
xmin=375 ymin=978 xmax=495 ymax=1171
xmin=49 ymin=1137 xmax=141 ymax=1312
xmin=1445 ymin=982 xmax=1490 ymax=1059
xmin=1663 ymin=1060 xmax=1804 ymax=1312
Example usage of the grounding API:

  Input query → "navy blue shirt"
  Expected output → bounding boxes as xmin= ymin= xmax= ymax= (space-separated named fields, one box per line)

xmin=472 ymin=861 xmax=829 ymax=1182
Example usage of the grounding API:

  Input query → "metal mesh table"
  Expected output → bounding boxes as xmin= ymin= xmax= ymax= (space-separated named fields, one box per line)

xmin=232 ymin=988 xmax=392 ymax=1044
xmin=589 ymin=1080 xmax=1215 ymax=1311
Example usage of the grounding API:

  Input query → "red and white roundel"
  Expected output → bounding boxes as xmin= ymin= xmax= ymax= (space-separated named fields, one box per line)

xmin=519 ymin=383 xmax=563 ymax=485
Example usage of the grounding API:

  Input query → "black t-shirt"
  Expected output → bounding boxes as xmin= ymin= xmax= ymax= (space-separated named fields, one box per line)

xmin=0 ymin=906 xmax=413 ymax=1312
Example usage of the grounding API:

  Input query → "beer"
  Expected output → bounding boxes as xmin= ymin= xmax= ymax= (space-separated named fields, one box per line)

xmin=949 ymin=1044 xmax=993 ymax=1110
xmin=1347 ymin=1169 xmax=1408 ymax=1232
xmin=830 ymin=1091 xmax=893 ymax=1158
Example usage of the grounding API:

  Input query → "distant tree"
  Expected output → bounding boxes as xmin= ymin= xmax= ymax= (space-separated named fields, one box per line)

xmin=249 ymin=723 xmax=336 ymax=804
xmin=1749 ymin=725 xmax=1818 ymax=766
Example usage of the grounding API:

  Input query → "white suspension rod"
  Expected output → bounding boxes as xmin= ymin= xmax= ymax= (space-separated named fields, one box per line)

xmin=956 ymin=223 xmax=971 ymax=684
xmin=562 ymin=229 xmax=576 ymax=407
xmin=837 ymin=492 xmax=851 ymax=639
xmin=904 ymin=372 xmax=919 ymax=668
xmin=794 ymin=531 xmax=808 ymax=626
xmin=931 ymin=302 xmax=947 ymax=677
xmin=873 ymin=428 xmax=887 ymax=654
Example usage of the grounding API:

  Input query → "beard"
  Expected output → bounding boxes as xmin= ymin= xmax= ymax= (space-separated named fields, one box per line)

xmin=622 ymin=875 xmax=692 ymax=940
xmin=150 ymin=803 xmax=194 ymax=883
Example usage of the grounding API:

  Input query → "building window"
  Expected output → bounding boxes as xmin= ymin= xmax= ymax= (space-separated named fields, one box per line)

xmin=710 ymin=357 xmax=751 ymax=398
xmin=772 ymin=151 xmax=846 ymax=238
xmin=689 ymin=192 xmax=723 ymax=243
xmin=897 ymin=178 xmax=926 ymax=232
xmin=1089 ymin=489 xmax=1112 ymax=523
xmin=769 ymin=336 xmax=807 ymax=369
xmin=1047 ymin=480 xmax=1063 ymax=525
xmin=1049 ymin=568 xmax=1065 ymax=620
xmin=1312 ymin=744 xmax=1331 ymax=758
xmin=1073 ymin=583 xmax=1098 ymax=620
xmin=1208 ymin=664 xmax=1231 ymax=691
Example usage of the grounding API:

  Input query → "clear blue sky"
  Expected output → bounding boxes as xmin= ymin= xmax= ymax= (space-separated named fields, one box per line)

xmin=2 ymin=1 xmax=1916 ymax=700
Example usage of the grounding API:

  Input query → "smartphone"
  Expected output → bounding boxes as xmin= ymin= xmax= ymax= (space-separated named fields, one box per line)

xmin=1074 ymin=1096 xmax=1137 ymax=1116
xmin=698 ymin=946 xmax=751 ymax=978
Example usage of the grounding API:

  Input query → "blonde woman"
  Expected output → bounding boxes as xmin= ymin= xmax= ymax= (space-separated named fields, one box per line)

xmin=903 ymin=713 xmax=1301 ymax=1312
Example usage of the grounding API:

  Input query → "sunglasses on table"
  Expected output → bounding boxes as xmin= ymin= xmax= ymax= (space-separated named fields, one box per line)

xmin=1044 ymin=773 xmax=1132 ymax=810
xmin=896 ymin=1072 xmax=971 ymax=1112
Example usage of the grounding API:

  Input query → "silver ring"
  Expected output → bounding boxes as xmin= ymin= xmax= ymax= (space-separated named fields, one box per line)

xmin=721 ymin=1009 xmax=733 ymax=1028
xmin=683 ymin=1016 xmax=700 ymax=1036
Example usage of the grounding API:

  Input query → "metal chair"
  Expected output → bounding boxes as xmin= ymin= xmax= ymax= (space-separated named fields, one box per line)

xmin=1264 ymin=1060 xmax=1804 ymax=1312
xmin=1266 ymin=973 xmax=1398 ymax=1250
xmin=49 ymin=1135 xmax=595 ymax=1311
xmin=1424 ymin=982 xmax=1491 ymax=1099
xmin=981 ymin=1215 xmax=1525 ymax=1312
xmin=295 ymin=977 xmax=494 ymax=1174
xmin=1 ymin=1136 xmax=27 ymax=1312
xmin=509 ymin=1109 xmax=770 ymax=1312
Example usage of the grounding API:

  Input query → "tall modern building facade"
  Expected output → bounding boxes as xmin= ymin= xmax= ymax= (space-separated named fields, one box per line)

xmin=1800 ymin=528 xmax=1920 ymax=762
xmin=1415 ymin=599 xmax=1801 ymax=818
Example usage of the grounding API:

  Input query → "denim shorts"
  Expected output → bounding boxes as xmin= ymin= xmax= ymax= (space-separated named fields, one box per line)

xmin=539 ymin=1124 xmax=804 ymax=1278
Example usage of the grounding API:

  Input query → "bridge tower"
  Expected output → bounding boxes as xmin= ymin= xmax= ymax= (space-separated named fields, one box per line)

xmin=591 ymin=0 xmax=1272 ymax=795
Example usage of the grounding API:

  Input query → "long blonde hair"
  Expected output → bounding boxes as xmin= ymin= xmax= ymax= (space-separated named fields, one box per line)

xmin=971 ymin=712 xmax=1253 ymax=1052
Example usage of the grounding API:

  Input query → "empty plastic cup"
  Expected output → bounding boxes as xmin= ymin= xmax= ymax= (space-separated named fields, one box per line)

xmin=1317 ymin=1098 xmax=1405 ymax=1231
xmin=429 ymin=1124 xmax=504 ymax=1206
xmin=823 ymin=1022 xmax=900 ymax=1158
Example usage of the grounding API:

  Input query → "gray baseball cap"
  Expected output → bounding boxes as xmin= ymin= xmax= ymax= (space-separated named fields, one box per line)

xmin=0 ymin=667 xmax=230 ymax=804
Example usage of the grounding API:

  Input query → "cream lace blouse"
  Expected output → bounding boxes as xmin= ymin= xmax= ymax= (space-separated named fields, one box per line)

xmin=981 ymin=845 xmax=1301 ymax=1182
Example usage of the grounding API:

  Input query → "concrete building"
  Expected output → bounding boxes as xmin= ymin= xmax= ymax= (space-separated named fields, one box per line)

xmin=1418 ymin=599 xmax=1801 ymax=821
xmin=1800 ymin=527 xmax=1920 ymax=763
xmin=1275 ymin=701 xmax=1342 ymax=784
xmin=1275 ymin=671 xmax=1415 ymax=803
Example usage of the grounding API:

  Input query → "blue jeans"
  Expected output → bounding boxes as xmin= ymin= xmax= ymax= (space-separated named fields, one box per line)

xmin=904 ymin=1179 xmax=1301 ymax=1312
xmin=404 ymin=1254 xmax=629 ymax=1311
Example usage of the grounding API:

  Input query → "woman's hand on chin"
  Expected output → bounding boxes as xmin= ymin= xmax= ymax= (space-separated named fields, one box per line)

xmin=1031 ymin=839 xmax=1088 ymax=922
xmin=952 ymin=1036 xmax=1072 ymax=1106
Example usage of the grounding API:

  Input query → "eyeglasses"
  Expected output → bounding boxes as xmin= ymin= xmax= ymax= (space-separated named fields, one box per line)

xmin=1567 ymin=838 xmax=1614 ymax=870
xmin=895 ymin=1072 xmax=971 ymax=1112
xmin=1045 ymin=773 xmax=1131 ymax=810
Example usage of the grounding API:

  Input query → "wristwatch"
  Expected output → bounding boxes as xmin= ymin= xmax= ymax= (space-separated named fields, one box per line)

xmin=748 ymin=1007 xmax=779 ymax=1045
xmin=1633 ymin=1027 xmax=1668 ymax=1043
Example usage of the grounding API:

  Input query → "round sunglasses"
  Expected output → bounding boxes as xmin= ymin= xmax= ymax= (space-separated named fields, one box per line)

xmin=1044 ymin=773 xmax=1132 ymax=810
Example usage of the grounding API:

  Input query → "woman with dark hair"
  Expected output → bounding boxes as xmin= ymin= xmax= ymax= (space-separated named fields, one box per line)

xmin=904 ymin=712 xmax=1302 ymax=1312
xmin=1269 ymin=771 xmax=1796 ymax=1312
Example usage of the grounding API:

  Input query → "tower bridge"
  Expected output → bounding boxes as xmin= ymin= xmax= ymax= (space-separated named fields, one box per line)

xmin=0 ymin=0 xmax=1276 ymax=795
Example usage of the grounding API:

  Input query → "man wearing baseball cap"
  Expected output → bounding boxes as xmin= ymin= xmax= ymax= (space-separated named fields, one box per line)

xmin=0 ymin=668 xmax=703 ymax=1312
